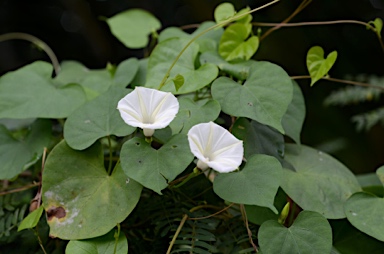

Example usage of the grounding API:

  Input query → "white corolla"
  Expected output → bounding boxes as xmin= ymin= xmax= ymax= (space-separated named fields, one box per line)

xmin=117 ymin=87 xmax=179 ymax=137
xmin=187 ymin=121 xmax=244 ymax=173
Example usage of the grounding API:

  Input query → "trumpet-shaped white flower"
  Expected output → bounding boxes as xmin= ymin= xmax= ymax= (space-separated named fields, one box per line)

xmin=187 ymin=122 xmax=244 ymax=173
xmin=117 ymin=87 xmax=179 ymax=137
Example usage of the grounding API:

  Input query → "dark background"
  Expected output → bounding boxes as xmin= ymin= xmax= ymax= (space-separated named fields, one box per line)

xmin=0 ymin=0 xmax=383 ymax=173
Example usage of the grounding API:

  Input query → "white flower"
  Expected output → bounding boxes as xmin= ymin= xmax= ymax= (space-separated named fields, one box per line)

xmin=117 ymin=87 xmax=179 ymax=137
xmin=187 ymin=121 xmax=244 ymax=173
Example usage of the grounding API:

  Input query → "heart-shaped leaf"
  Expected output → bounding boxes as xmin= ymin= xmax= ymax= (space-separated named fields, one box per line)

xmin=64 ymin=87 xmax=135 ymax=150
xmin=145 ymin=38 xmax=218 ymax=94
xmin=219 ymin=23 xmax=259 ymax=61
xmin=0 ymin=119 xmax=51 ymax=179
xmin=281 ymin=81 xmax=306 ymax=144
xmin=368 ymin=18 xmax=383 ymax=38
xmin=345 ymin=165 xmax=384 ymax=241
xmin=200 ymin=51 xmax=255 ymax=80
xmin=66 ymin=229 xmax=128 ymax=254
xmin=42 ymin=141 xmax=142 ymax=240
xmin=281 ymin=144 xmax=361 ymax=219
xmin=212 ymin=61 xmax=293 ymax=133
xmin=113 ymin=58 xmax=139 ymax=88
xmin=0 ymin=61 xmax=86 ymax=119
xmin=169 ymin=97 xmax=221 ymax=134
xmin=159 ymin=22 xmax=223 ymax=53
xmin=213 ymin=154 xmax=282 ymax=213
xmin=106 ymin=9 xmax=161 ymax=49
xmin=120 ymin=134 xmax=194 ymax=194
xmin=258 ymin=211 xmax=332 ymax=254
xmin=214 ymin=2 xmax=236 ymax=23
xmin=306 ymin=46 xmax=337 ymax=86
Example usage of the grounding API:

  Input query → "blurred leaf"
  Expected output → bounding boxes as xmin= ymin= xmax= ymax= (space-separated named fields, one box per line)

xmin=131 ymin=58 xmax=148 ymax=87
xmin=214 ymin=154 xmax=282 ymax=213
xmin=172 ymin=74 xmax=184 ymax=91
xmin=282 ymin=81 xmax=306 ymax=144
xmin=0 ymin=119 xmax=51 ymax=179
xmin=306 ymin=46 xmax=337 ymax=86
xmin=169 ymin=97 xmax=221 ymax=134
xmin=368 ymin=18 xmax=383 ymax=38
xmin=219 ymin=23 xmax=258 ymax=61
xmin=106 ymin=9 xmax=161 ymax=49
xmin=214 ymin=2 xmax=236 ymax=23
xmin=42 ymin=141 xmax=142 ymax=240
xmin=113 ymin=58 xmax=139 ymax=88
xmin=66 ymin=229 xmax=128 ymax=254
xmin=18 ymin=206 xmax=44 ymax=231
xmin=212 ymin=61 xmax=293 ymax=133
xmin=120 ymin=134 xmax=193 ymax=194
xmin=64 ymin=87 xmax=135 ymax=150
xmin=258 ymin=211 xmax=332 ymax=254
xmin=145 ymin=38 xmax=218 ymax=94
xmin=0 ymin=61 xmax=86 ymax=118
xmin=281 ymin=144 xmax=361 ymax=219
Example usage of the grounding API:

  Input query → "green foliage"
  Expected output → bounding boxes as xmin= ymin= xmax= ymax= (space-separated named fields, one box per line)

xmin=1 ymin=2 xmax=383 ymax=253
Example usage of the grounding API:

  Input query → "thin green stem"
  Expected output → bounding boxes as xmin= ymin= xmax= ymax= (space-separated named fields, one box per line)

xmin=34 ymin=227 xmax=47 ymax=254
xmin=113 ymin=223 xmax=121 ymax=254
xmin=157 ymin=0 xmax=281 ymax=90
xmin=107 ymin=136 xmax=114 ymax=175
xmin=0 ymin=32 xmax=61 ymax=75
xmin=172 ymin=169 xmax=201 ymax=188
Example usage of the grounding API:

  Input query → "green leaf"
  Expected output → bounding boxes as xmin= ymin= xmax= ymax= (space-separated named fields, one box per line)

xmin=145 ymin=38 xmax=218 ymax=94
xmin=368 ymin=18 xmax=383 ymax=38
xmin=281 ymin=144 xmax=361 ymax=219
xmin=172 ymin=74 xmax=184 ymax=91
xmin=18 ymin=206 xmax=44 ymax=231
xmin=106 ymin=9 xmax=161 ymax=49
xmin=212 ymin=61 xmax=293 ymax=133
xmin=200 ymin=51 xmax=255 ymax=80
xmin=234 ymin=7 xmax=252 ymax=24
xmin=258 ymin=211 xmax=332 ymax=254
xmin=169 ymin=97 xmax=221 ymax=135
xmin=131 ymin=58 xmax=148 ymax=87
xmin=306 ymin=46 xmax=337 ymax=86
xmin=214 ymin=2 xmax=236 ymax=23
xmin=42 ymin=141 xmax=142 ymax=240
xmin=120 ymin=134 xmax=194 ymax=194
xmin=64 ymin=87 xmax=135 ymax=150
xmin=281 ymin=81 xmax=306 ymax=144
xmin=213 ymin=154 xmax=282 ymax=213
xmin=345 ymin=165 xmax=384 ymax=242
xmin=66 ymin=229 xmax=128 ymax=254
xmin=0 ymin=119 xmax=51 ymax=180
xmin=219 ymin=23 xmax=259 ymax=61
xmin=159 ymin=21 xmax=223 ymax=53
xmin=0 ymin=61 xmax=86 ymax=119
xmin=232 ymin=118 xmax=285 ymax=165
xmin=113 ymin=58 xmax=139 ymax=88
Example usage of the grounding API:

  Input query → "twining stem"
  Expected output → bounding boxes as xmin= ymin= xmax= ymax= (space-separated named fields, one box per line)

xmin=34 ymin=228 xmax=47 ymax=254
xmin=172 ymin=168 xmax=201 ymax=188
xmin=107 ymin=136 xmax=114 ymax=175
xmin=113 ymin=224 xmax=121 ymax=254
xmin=188 ymin=203 xmax=234 ymax=220
xmin=0 ymin=32 xmax=61 ymax=75
xmin=166 ymin=214 xmax=188 ymax=254
xmin=0 ymin=182 xmax=40 ymax=196
xmin=157 ymin=0 xmax=281 ymax=90
xmin=240 ymin=204 xmax=258 ymax=252
xmin=291 ymin=75 xmax=384 ymax=90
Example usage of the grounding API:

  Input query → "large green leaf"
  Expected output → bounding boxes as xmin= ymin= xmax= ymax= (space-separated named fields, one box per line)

xmin=42 ymin=141 xmax=142 ymax=240
xmin=212 ymin=62 xmax=293 ymax=133
xmin=0 ymin=119 xmax=51 ymax=179
xmin=258 ymin=211 xmax=332 ymax=254
xmin=213 ymin=154 xmax=282 ymax=213
xmin=158 ymin=21 xmax=223 ymax=53
xmin=281 ymin=144 xmax=361 ymax=219
xmin=306 ymin=46 xmax=337 ymax=86
xmin=66 ymin=229 xmax=128 ymax=254
xmin=281 ymin=81 xmax=305 ymax=144
xmin=169 ymin=97 xmax=221 ymax=134
xmin=145 ymin=38 xmax=218 ymax=94
xmin=232 ymin=118 xmax=284 ymax=163
xmin=345 ymin=166 xmax=384 ymax=241
xmin=120 ymin=134 xmax=194 ymax=194
xmin=64 ymin=87 xmax=135 ymax=150
xmin=106 ymin=9 xmax=161 ymax=49
xmin=200 ymin=51 xmax=255 ymax=80
xmin=112 ymin=58 xmax=139 ymax=88
xmin=0 ymin=61 xmax=86 ymax=119
xmin=218 ymin=23 xmax=259 ymax=61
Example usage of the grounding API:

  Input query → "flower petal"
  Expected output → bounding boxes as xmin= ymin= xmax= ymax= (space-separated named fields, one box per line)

xmin=187 ymin=122 xmax=244 ymax=173
xmin=117 ymin=87 xmax=179 ymax=131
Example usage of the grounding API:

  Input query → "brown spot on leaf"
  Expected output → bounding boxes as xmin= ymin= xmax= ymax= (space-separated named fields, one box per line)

xmin=47 ymin=207 xmax=66 ymax=221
